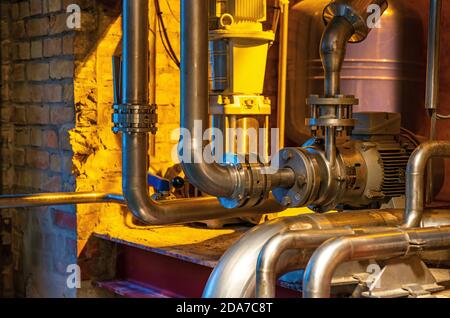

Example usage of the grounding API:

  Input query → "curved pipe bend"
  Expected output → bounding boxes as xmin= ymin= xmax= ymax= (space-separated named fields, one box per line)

xmin=303 ymin=225 xmax=450 ymax=298
xmin=404 ymin=141 xmax=450 ymax=227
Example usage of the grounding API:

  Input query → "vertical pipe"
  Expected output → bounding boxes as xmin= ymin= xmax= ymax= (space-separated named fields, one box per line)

xmin=277 ymin=0 xmax=289 ymax=149
xmin=122 ymin=0 xmax=149 ymax=105
xmin=425 ymin=0 xmax=442 ymax=113
xmin=426 ymin=0 xmax=442 ymax=204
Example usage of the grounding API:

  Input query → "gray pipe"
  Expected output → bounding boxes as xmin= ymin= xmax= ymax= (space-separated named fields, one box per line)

xmin=404 ymin=141 xmax=450 ymax=228
xmin=303 ymin=225 xmax=450 ymax=298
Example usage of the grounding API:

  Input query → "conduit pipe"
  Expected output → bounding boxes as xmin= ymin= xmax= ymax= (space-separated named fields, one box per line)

xmin=303 ymin=225 xmax=450 ymax=298
xmin=404 ymin=141 xmax=450 ymax=228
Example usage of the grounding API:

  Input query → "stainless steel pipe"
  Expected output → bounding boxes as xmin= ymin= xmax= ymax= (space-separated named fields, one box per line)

xmin=320 ymin=16 xmax=354 ymax=98
xmin=179 ymin=0 xmax=295 ymax=206
xmin=302 ymin=225 xmax=450 ymax=298
xmin=425 ymin=0 xmax=442 ymax=112
xmin=404 ymin=141 xmax=450 ymax=227
xmin=255 ymin=226 xmax=395 ymax=298
xmin=0 ymin=192 xmax=125 ymax=208
xmin=203 ymin=208 xmax=450 ymax=298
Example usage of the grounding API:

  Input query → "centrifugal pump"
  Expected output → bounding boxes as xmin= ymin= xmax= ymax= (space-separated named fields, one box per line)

xmin=272 ymin=0 xmax=421 ymax=212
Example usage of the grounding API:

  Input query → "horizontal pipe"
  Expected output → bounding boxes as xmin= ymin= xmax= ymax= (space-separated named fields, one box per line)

xmin=404 ymin=141 xmax=450 ymax=227
xmin=255 ymin=226 xmax=394 ymax=298
xmin=0 ymin=192 xmax=125 ymax=208
xmin=303 ymin=225 xmax=450 ymax=298
xmin=203 ymin=208 xmax=450 ymax=298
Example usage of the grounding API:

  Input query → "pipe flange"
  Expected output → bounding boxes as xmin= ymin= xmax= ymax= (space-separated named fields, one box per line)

xmin=112 ymin=103 xmax=158 ymax=134
xmin=219 ymin=162 xmax=271 ymax=209
xmin=272 ymin=148 xmax=318 ymax=208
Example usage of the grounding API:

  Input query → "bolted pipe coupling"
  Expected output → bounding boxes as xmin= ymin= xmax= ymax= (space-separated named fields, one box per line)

xmin=218 ymin=162 xmax=273 ymax=209
xmin=272 ymin=148 xmax=322 ymax=208
xmin=112 ymin=103 xmax=158 ymax=134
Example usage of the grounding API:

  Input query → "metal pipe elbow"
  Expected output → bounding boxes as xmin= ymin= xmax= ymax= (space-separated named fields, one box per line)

xmin=320 ymin=16 xmax=355 ymax=96
xmin=404 ymin=141 xmax=450 ymax=228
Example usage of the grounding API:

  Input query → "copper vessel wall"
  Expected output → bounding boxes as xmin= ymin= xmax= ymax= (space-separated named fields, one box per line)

xmin=286 ymin=0 xmax=426 ymax=144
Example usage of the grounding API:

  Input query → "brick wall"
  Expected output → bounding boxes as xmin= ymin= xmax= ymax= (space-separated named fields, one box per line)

xmin=0 ymin=0 xmax=98 ymax=298
xmin=0 ymin=0 xmax=281 ymax=297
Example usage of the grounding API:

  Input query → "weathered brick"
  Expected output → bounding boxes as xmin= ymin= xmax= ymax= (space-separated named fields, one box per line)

xmin=49 ymin=14 xmax=67 ymax=35
xmin=26 ymin=17 xmax=49 ymax=37
xmin=42 ymin=174 xmax=62 ymax=192
xmin=62 ymin=34 xmax=73 ymax=55
xmin=14 ymin=148 xmax=26 ymax=166
xmin=11 ymin=64 xmax=26 ymax=81
xmin=26 ymin=105 xmax=50 ymax=124
xmin=15 ymin=128 xmax=29 ymax=146
xmin=43 ymin=37 xmax=62 ymax=57
xmin=52 ymin=209 xmax=76 ymax=231
xmin=17 ymin=42 xmax=30 ymax=60
xmin=27 ymin=63 xmax=49 ymax=81
xmin=49 ymin=60 xmax=73 ymax=79
xmin=12 ymin=106 xmax=27 ymax=124
xmin=59 ymin=125 xmax=72 ymax=150
xmin=51 ymin=106 xmax=74 ymax=124
xmin=11 ymin=3 xmax=19 ymax=20
xmin=50 ymin=153 xmax=61 ymax=172
xmin=26 ymin=148 xmax=50 ymax=169
xmin=12 ymin=21 xmax=26 ymax=38
xmin=43 ymin=84 xmax=62 ymax=102
xmin=30 ymin=127 xmax=43 ymax=147
xmin=48 ymin=0 xmax=62 ymax=13
xmin=30 ymin=40 xmax=43 ymax=59
xmin=12 ymin=83 xmax=32 ymax=103
xmin=61 ymin=153 xmax=73 ymax=173
xmin=30 ymin=84 xmax=44 ymax=102
xmin=43 ymin=129 xmax=58 ymax=148
xmin=19 ymin=1 xmax=30 ymax=19
xmin=30 ymin=0 xmax=43 ymax=15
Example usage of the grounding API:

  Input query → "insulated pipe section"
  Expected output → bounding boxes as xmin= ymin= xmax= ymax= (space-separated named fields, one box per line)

xmin=404 ymin=141 xmax=450 ymax=228
xmin=303 ymin=226 xmax=450 ymax=298
xmin=179 ymin=0 xmax=295 ymax=208
xmin=0 ymin=192 xmax=125 ymax=208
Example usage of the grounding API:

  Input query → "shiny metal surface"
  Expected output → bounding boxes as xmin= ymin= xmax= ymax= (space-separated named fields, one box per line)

xmin=286 ymin=0 xmax=426 ymax=143
xmin=204 ymin=208 xmax=450 ymax=298
xmin=180 ymin=0 xmax=294 ymax=207
xmin=0 ymin=192 xmax=125 ymax=208
xmin=404 ymin=141 xmax=450 ymax=227
xmin=425 ymin=0 xmax=442 ymax=112
xmin=303 ymin=225 xmax=450 ymax=298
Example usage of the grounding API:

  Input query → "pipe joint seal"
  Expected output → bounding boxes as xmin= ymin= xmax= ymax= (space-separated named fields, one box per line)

xmin=112 ymin=103 xmax=158 ymax=134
